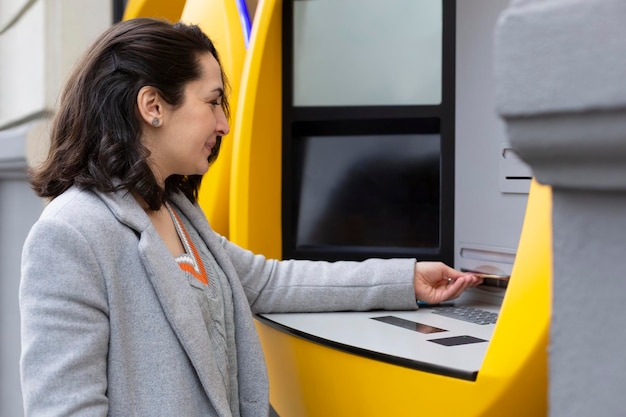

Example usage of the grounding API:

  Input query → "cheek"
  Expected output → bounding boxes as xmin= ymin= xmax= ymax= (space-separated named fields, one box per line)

xmin=185 ymin=114 xmax=211 ymax=135
xmin=176 ymin=108 xmax=217 ymax=140
xmin=191 ymin=109 xmax=216 ymax=130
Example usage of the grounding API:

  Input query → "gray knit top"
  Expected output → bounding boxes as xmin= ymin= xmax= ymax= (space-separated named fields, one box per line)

xmin=171 ymin=204 xmax=241 ymax=417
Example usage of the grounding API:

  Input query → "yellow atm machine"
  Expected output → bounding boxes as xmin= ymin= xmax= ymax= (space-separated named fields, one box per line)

xmin=255 ymin=180 xmax=550 ymax=416
xmin=234 ymin=0 xmax=550 ymax=416
xmin=122 ymin=0 xmax=186 ymax=23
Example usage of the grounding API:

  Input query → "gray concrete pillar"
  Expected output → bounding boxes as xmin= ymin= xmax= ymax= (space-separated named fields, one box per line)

xmin=494 ymin=1 xmax=626 ymax=416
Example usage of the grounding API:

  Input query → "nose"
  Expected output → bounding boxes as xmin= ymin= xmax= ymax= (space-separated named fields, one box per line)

xmin=216 ymin=107 xmax=230 ymax=136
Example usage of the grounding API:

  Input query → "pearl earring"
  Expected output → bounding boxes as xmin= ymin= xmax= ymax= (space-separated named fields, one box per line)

xmin=151 ymin=118 xmax=160 ymax=127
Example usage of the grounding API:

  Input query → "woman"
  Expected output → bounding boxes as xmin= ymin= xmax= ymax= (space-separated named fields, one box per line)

xmin=20 ymin=18 xmax=481 ymax=417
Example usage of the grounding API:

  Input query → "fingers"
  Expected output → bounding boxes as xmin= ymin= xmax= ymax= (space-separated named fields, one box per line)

xmin=443 ymin=274 xmax=483 ymax=300
xmin=413 ymin=262 xmax=484 ymax=304
xmin=443 ymin=279 xmax=469 ymax=300
xmin=447 ymin=273 xmax=483 ymax=288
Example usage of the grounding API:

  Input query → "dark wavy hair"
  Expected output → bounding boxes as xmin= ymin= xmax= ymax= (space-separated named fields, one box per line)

xmin=29 ymin=18 xmax=230 ymax=210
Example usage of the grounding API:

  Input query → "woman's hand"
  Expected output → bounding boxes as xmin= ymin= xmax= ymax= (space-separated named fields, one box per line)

xmin=413 ymin=261 xmax=483 ymax=305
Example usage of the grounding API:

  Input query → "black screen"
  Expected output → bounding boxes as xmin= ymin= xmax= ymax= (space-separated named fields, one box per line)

xmin=290 ymin=133 xmax=441 ymax=257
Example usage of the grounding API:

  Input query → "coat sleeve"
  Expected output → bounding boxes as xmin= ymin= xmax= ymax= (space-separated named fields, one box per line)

xmin=217 ymin=236 xmax=419 ymax=314
xmin=20 ymin=218 xmax=110 ymax=417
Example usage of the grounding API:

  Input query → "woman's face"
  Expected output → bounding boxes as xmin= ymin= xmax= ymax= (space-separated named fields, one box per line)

xmin=143 ymin=53 xmax=230 ymax=184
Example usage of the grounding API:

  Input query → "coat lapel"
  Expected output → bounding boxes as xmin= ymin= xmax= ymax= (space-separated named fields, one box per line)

xmin=170 ymin=194 xmax=269 ymax=409
xmin=96 ymin=189 xmax=233 ymax=416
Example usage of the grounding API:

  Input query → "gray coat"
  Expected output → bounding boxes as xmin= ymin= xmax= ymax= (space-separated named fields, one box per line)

xmin=20 ymin=186 xmax=418 ymax=416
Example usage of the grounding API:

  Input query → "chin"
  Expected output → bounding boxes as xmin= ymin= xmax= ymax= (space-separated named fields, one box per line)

xmin=197 ymin=164 xmax=211 ymax=175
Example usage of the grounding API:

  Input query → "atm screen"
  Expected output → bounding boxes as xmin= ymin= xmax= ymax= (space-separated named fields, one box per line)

xmin=285 ymin=131 xmax=443 ymax=260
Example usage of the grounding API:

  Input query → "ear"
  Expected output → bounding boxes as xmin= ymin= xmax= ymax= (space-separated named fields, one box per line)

xmin=137 ymin=86 xmax=164 ymax=126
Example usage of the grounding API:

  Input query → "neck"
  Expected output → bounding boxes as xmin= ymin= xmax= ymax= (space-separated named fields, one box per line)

xmin=133 ymin=192 xmax=164 ymax=213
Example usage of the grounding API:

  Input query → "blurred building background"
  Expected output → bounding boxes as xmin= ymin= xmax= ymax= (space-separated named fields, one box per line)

xmin=0 ymin=1 xmax=116 ymax=414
